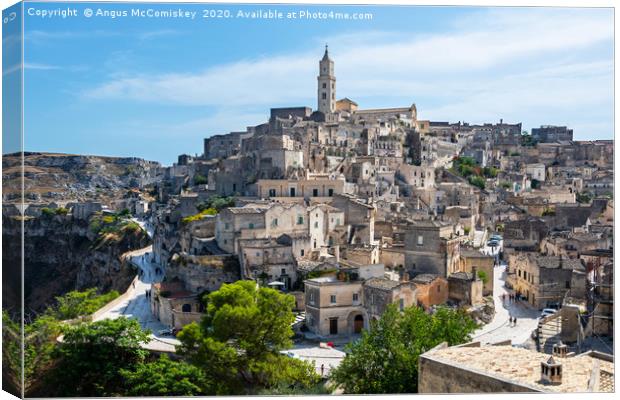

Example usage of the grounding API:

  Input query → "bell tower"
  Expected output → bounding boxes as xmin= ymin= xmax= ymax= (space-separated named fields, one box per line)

xmin=317 ymin=44 xmax=336 ymax=114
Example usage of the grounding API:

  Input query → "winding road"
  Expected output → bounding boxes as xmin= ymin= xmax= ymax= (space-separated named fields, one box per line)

xmin=92 ymin=218 xmax=180 ymax=352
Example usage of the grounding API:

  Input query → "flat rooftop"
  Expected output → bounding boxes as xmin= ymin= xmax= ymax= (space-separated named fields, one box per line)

xmin=424 ymin=345 xmax=613 ymax=393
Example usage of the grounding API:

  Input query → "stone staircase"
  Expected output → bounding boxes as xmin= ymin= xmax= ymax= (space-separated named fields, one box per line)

xmin=536 ymin=313 xmax=579 ymax=354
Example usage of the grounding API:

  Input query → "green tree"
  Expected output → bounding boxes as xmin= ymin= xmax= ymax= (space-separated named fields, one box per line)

xmin=177 ymin=281 xmax=320 ymax=394
xmin=468 ymin=175 xmax=486 ymax=190
xmin=120 ymin=354 xmax=211 ymax=396
xmin=477 ymin=270 xmax=488 ymax=284
xmin=330 ymin=305 xmax=478 ymax=394
xmin=52 ymin=288 xmax=119 ymax=320
xmin=194 ymin=174 xmax=208 ymax=185
xmin=46 ymin=317 xmax=151 ymax=396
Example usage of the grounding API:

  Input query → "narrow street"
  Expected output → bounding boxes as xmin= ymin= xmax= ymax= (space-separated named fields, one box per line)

xmin=92 ymin=219 xmax=179 ymax=352
xmin=473 ymin=263 xmax=540 ymax=346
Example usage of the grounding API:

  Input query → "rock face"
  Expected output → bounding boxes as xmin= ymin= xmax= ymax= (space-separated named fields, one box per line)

xmin=2 ymin=152 xmax=163 ymax=203
xmin=2 ymin=212 xmax=151 ymax=315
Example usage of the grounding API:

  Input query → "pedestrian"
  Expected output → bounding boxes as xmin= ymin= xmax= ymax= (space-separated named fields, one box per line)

xmin=502 ymin=294 xmax=506 ymax=302
xmin=132 ymin=282 xmax=135 ymax=289
xmin=514 ymin=317 xmax=518 ymax=326
xmin=320 ymin=364 xmax=325 ymax=377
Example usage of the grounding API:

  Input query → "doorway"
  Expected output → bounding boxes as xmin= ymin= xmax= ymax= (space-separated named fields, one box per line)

xmin=354 ymin=315 xmax=364 ymax=333
xmin=329 ymin=318 xmax=338 ymax=335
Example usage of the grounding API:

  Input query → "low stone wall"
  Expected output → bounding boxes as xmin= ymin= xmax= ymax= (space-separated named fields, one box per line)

xmin=91 ymin=274 xmax=139 ymax=321
xmin=418 ymin=352 xmax=540 ymax=393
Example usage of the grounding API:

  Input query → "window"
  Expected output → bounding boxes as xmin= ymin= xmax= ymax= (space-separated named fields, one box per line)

xmin=256 ymin=252 xmax=260 ymax=257
xmin=330 ymin=295 xmax=336 ymax=304
xmin=314 ymin=221 xmax=319 ymax=228
xmin=417 ymin=235 xmax=424 ymax=246
xmin=281 ymin=268 xmax=286 ymax=275
xmin=328 ymin=188 xmax=334 ymax=197
xmin=297 ymin=215 xmax=304 ymax=225
xmin=353 ymin=293 xmax=359 ymax=302
xmin=309 ymin=292 xmax=315 ymax=304
xmin=437 ymin=285 xmax=441 ymax=293
xmin=322 ymin=83 xmax=327 ymax=88
xmin=322 ymin=93 xmax=327 ymax=100
xmin=300 ymin=249 xmax=305 ymax=256
xmin=336 ymin=218 xmax=341 ymax=225
xmin=399 ymin=298 xmax=405 ymax=311
xmin=313 ymin=189 xmax=319 ymax=197
xmin=272 ymin=218 xmax=278 ymax=227
xmin=268 ymin=189 xmax=276 ymax=197
xmin=565 ymin=281 xmax=570 ymax=289
xmin=224 ymin=223 xmax=230 ymax=229
xmin=249 ymin=223 xmax=254 ymax=229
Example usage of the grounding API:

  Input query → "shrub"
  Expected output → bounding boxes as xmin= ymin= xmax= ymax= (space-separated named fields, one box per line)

xmin=194 ymin=174 xmax=208 ymax=185
xmin=468 ymin=175 xmax=486 ymax=190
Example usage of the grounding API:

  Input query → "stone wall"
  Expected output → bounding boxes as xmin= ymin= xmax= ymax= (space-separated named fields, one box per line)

xmin=418 ymin=352 xmax=539 ymax=393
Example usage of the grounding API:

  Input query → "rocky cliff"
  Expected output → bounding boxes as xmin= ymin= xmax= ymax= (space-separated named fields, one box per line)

xmin=2 ymin=212 xmax=151 ymax=316
xmin=2 ymin=152 xmax=163 ymax=203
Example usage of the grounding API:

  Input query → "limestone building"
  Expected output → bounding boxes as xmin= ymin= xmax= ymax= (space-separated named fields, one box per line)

xmin=317 ymin=45 xmax=336 ymax=114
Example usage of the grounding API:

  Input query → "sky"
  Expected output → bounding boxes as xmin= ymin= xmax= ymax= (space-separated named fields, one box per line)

xmin=9 ymin=2 xmax=615 ymax=165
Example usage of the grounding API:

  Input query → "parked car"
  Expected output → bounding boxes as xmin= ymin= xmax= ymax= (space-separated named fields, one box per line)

xmin=284 ymin=351 xmax=300 ymax=359
xmin=487 ymin=240 xmax=499 ymax=247
xmin=540 ymin=308 xmax=557 ymax=318
xmin=158 ymin=328 xmax=179 ymax=337
xmin=490 ymin=235 xmax=503 ymax=241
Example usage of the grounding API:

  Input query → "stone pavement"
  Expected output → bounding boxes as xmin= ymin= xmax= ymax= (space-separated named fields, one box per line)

xmin=92 ymin=244 xmax=179 ymax=353
xmin=473 ymin=263 xmax=540 ymax=346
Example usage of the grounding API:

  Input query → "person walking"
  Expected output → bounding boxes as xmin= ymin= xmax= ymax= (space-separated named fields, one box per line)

xmin=514 ymin=317 xmax=518 ymax=326
xmin=320 ymin=364 xmax=325 ymax=377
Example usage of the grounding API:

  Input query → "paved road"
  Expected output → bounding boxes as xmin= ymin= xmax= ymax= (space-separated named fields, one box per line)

xmin=93 ymin=220 xmax=179 ymax=352
xmin=473 ymin=263 xmax=540 ymax=345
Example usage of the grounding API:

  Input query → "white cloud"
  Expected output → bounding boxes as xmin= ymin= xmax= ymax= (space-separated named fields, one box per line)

xmin=81 ymin=8 xmax=613 ymax=136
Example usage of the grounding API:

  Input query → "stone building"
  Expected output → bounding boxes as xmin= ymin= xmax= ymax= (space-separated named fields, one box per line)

xmin=304 ymin=263 xmax=415 ymax=337
xmin=402 ymin=219 xmax=461 ymax=277
xmin=506 ymin=253 xmax=585 ymax=309
xmin=459 ymin=249 xmax=495 ymax=296
xmin=531 ymin=125 xmax=574 ymax=143
xmin=305 ymin=273 xmax=367 ymax=337
xmin=447 ymin=271 xmax=484 ymax=306
xmin=151 ymin=281 xmax=203 ymax=330
xmin=166 ymin=253 xmax=240 ymax=294
xmin=362 ymin=277 xmax=417 ymax=321
xmin=418 ymin=342 xmax=614 ymax=393
xmin=411 ymin=274 xmax=449 ymax=309
xmin=317 ymin=45 xmax=336 ymax=115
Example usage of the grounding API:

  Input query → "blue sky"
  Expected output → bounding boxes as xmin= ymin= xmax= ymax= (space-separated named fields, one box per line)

xmin=14 ymin=2 xmax=615 ymax=165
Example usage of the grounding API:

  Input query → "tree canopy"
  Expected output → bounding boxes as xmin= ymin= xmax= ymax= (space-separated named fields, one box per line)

xmin=177 ymin=280 xmax=321 ymax=394
xmin=329 ymin=305 xmax=478 ymax=394
xmin=45 ymin=317 xmax=151 ymax=397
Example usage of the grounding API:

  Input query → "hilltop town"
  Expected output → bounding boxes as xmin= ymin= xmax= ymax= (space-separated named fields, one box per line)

xmin=3 ymin=46 xmax=614 ymax=394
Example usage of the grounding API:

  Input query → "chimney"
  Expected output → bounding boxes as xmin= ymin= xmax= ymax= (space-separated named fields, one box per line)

xmin=540 ymin=356 xmax=562 ymax=385
xmin=552 ymin=341 xmax=568 ymax=358
xmin=472 ymin=266 xmax=479 ymax=281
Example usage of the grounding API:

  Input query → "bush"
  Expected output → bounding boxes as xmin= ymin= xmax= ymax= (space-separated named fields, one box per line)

xmin=53 ymin=288 xmax=120 ymax=320
xmin=468 ymin=175 xmax=486 ymax=190
xmin=41 ymin=207 xmax=69 ymax=216
xmin=194 ymin=174 xmax=208 ymax=185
